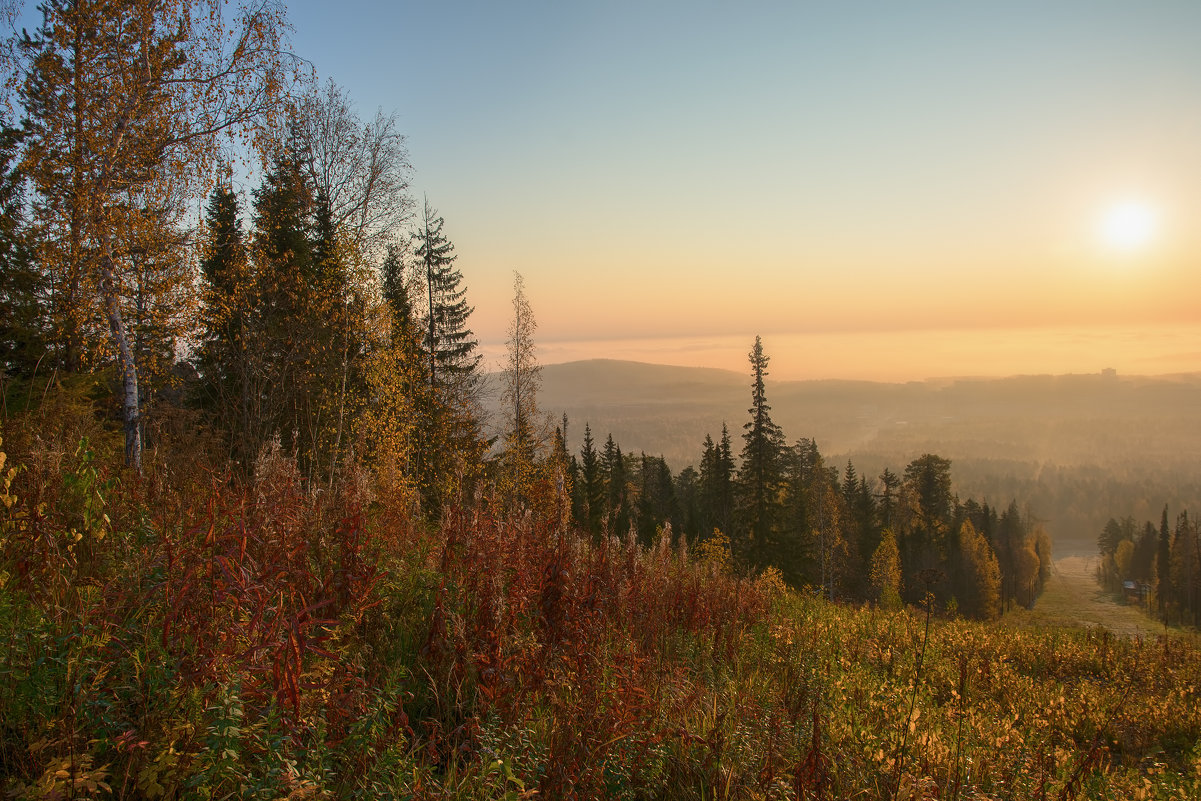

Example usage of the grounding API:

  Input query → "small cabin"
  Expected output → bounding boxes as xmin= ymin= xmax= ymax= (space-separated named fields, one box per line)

xmin=1122 ymin=580 xmax=1151 ymax=605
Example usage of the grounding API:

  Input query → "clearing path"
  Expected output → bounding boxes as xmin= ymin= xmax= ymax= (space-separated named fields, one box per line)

xmin=1013 ymin=555 xmax=1162 ymax=639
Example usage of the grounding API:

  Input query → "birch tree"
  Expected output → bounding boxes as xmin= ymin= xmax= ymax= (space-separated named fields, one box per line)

xmin=501 ymin=271 xmax=543 ymax=498
xmin=293 ymin=79 xmax=412 ymax=262
xmin=20 ymin=0 xmax=292 ymax=470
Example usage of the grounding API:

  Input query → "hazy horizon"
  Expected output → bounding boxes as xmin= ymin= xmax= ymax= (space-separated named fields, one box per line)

xmin=479 ymin=323 xmax=1201 ymax=382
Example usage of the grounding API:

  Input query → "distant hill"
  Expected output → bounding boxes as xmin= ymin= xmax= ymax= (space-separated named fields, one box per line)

xmin=487 ymin=359 xmax=1201 ymax=553
xmin=513 ymin=359 xmax=1201 ymax=471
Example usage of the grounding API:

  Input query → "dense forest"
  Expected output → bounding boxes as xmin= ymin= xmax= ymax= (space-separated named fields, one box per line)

xmin=528 ymin=361 xmax=1201 ymax=555
xmin=1 ymin=1 xmax=1199 ymax=798
xmin=560 ymin=341 xmax=1054 ymax=619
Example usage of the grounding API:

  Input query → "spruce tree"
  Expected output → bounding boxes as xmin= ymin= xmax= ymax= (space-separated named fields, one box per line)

xmin=904 ymin=454 xmax=954 ymax=539
xmin=251 ymin=143 xmax=320 ymax=471
xmin=1171 ymin=512 xmax=1196 ymax=625
xmin=0 ymin=122 xmax=40 ymax=377
xmin=996 ymin=501 xmax=1026 ymax=611
xmin=877 ymin=468 xmax=900 ymax=532
xmin=197 ymin=182 xmax=255 ymax=466
xmin=698 ymin=426 xmax=736 ymax=538
xmin=717 ymin=423 xmax=736 ymax=531
xmin=1158 ymin=505 xmax=1172 ymax=618
xmin=636 ymin=454 xmax=675 ymax=544
xmin=698 ymin=434 xmax=719 ymax=535
xmin=408 ymin=198 xmax=484 ymax=515
xmin=603 ymin=434 xmax=630 ymax=535
xmin=842 ymin=461 xmax=877 ymax=577
xmin=736 ymin=335 xmax=786 ymax=566
xmin=901 ymin=453 xmax=955 ymax=599
xmin=673 ymin=466 xmax=702 ymax=543
xmin=578 ymin=423 xmax=603 ymax=537
xmin=781 ymin=438 xmax=817 ymax=584
xmin=311 ymin=189 xmax=364 ymax=483
xmin=381 ymin=243 xmax=414 ymax=338
xmin=311 ymin=191 xmax=343 ymax=291
xmin=415 ymin=198 xmax=479 ymax=390
xmin=550 ymin=424 xmax=570 ymax=472
xmin=199 ymin=183 xmax=247 ymax=319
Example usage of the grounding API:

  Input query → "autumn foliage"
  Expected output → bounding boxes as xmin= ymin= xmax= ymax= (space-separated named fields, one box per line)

xmin=1 ymin=2 xmax=1197 ymax=797
xmin=1 ymin=414 xmax=1200 ymax=799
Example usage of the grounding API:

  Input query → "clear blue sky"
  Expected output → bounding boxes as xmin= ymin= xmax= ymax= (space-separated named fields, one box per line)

xmin=287 ymin=2 xmax=1201 ymax=379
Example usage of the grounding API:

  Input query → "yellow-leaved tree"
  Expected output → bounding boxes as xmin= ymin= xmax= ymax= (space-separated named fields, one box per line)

xmin=358 ymin=245 xmax=426 ymax=516
xmin=870 ymin=528 xmax=902 ymax=610
xmin=20 ymin=0 xmax=294 ymax=471
xmin=958 ymin=520 xmax=1001 ymax=620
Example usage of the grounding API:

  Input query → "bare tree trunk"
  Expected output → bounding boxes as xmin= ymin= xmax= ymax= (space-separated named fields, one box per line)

xmin=330 ymin=339 xmax=350 ymax=491
xmin=329 ymin=298 xmax=352 ymax=492
xmin=98 ymin=235 xmax=141 ymax=472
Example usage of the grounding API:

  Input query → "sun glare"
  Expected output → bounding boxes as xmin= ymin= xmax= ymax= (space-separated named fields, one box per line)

xmin=1098 ymin=200 xmax=1159 ymax=253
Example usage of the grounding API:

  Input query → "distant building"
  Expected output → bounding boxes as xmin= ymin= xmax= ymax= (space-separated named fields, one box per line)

xmin=1122 ymin=580 xmax=1138 ymax=603
xmin=1122 ymin=580 xmax=1151 ymax=605
xmin=1102 ymin=367 xmax=1117 ymax=378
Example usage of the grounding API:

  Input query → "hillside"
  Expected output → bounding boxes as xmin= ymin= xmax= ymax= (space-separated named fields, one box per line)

xmin=3 ymin=430 xmax=1198 ymax=798
xmin=489 ymin=360 xmax=1201 ymax=553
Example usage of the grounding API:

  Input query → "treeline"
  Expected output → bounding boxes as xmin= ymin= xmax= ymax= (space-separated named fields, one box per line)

xmin=1098 ymin=508 xmax=1201 ymax=627
xmin=942 ymin=458 xmax=1201 ymax=553
xmin=563 ymin=337 xmax=1053 ymax=620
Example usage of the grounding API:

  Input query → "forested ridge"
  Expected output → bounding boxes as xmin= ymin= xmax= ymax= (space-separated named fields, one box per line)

xmin=1 ymin=1 xmax=1199 ymax=798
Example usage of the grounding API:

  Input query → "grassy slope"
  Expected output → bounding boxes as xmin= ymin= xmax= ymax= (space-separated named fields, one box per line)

xmin=2 ymin=420 xmax=1200 ymax=799
xmin=1006 ymin=556 xmax=1165 ymax=638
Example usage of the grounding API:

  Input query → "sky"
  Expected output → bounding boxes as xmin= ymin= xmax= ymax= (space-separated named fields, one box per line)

xmin=286 ymin=1 xmax=1201 ymax=381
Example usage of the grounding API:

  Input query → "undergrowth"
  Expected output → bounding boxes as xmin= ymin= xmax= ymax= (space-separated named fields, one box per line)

xmin=1 ymin=420 xmax=1199 ymax=799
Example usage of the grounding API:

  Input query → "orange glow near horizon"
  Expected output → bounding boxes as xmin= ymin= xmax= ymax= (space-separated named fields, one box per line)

xmin=478 ymin=324 xmax=1201 ymax=383
xmin=459 ymin=171 xmax=1201 ymax=381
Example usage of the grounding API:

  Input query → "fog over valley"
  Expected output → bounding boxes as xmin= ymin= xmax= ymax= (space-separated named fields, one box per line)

xmin=487 ymin=359 xmax=1201 ymax=554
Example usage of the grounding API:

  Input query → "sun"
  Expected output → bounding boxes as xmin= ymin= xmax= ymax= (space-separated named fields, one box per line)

xmin=1098 ymin=200 xmax=1159 ymax=253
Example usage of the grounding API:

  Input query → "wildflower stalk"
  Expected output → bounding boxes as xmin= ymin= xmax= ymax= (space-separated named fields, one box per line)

xmin=950 ymin=653 xmax=969 ymax=799
xmin=891 ymin=569 xmax=941 ymax=799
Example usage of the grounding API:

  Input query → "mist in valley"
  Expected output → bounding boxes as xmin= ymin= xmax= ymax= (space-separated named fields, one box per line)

xmin=490 ymin=359 xmax=1201 ymax=555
